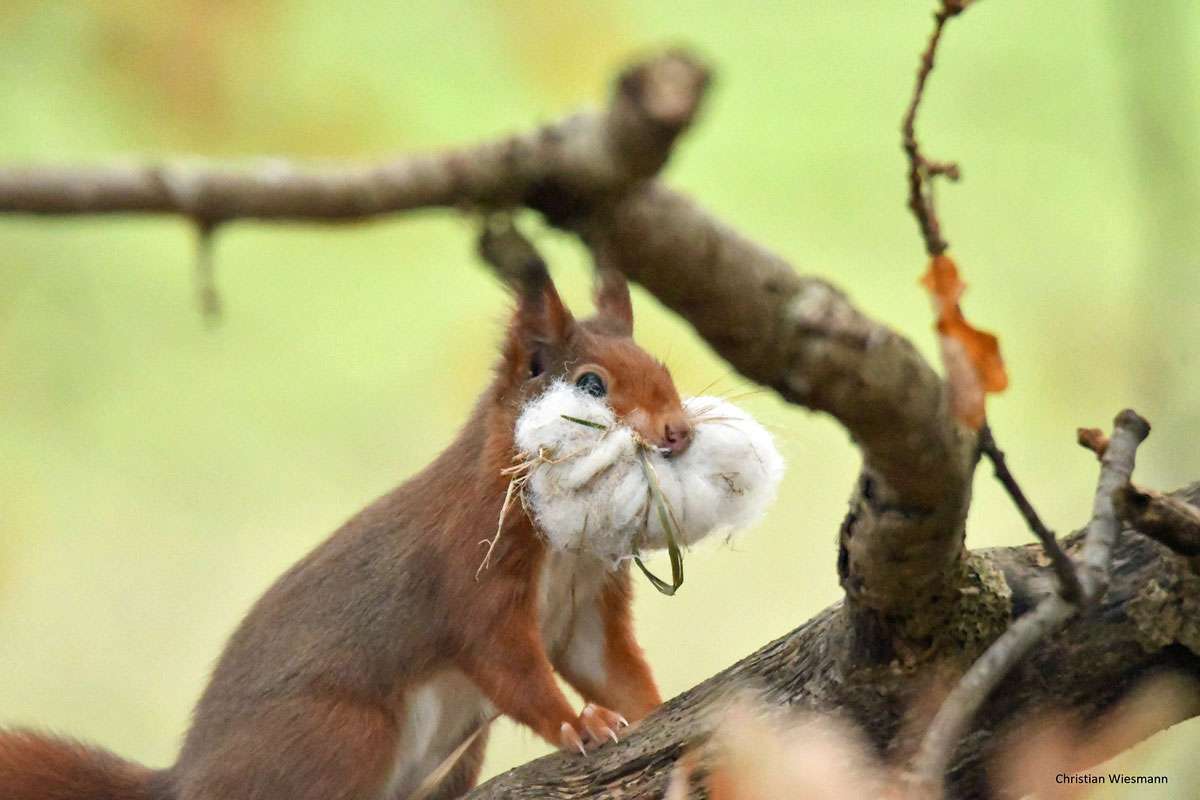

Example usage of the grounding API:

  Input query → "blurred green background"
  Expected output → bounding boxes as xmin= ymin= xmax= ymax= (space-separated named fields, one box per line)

xmin=1 ymin=1 xmax=1197 ymax=795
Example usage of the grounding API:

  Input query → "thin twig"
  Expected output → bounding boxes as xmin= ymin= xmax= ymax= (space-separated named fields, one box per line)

xmin=1077 ymin=426 xmax=1111 ymax=458
xmin=908 ymin=409 xmax=1150 ymax=797
xmin=901 ymin=2 xmax=968 ymax=257
xmin=1076 ymin=410 xmax=1151 ymax=598
xmin=194 ymin=219 xmax=221 ymax=323
xmin=979 ymin=424 xmax=1083 ymax=602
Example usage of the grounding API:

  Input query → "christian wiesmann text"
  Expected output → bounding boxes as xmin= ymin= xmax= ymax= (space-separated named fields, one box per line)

xmin=1057 ymin=773 xmax=1167 ymax=785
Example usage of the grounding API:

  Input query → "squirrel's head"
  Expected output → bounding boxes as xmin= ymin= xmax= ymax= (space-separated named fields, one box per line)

xmin=500 ymin=261 xmax=691 ymax=457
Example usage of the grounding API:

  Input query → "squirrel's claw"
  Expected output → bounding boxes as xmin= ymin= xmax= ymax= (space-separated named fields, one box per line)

xmin=580 ymin=703 xmax=623 ymax=747
xmin=560 ymin=722 xmax=587 ymax=756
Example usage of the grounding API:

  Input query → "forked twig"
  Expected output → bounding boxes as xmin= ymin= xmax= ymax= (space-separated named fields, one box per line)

xmin=908 ymin=410 xmax=1151 ymax=797
xmin=901 ymin=2 xmax=969 ymax=257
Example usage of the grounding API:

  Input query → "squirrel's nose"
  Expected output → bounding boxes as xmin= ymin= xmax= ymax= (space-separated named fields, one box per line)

xmin=659 ymin=422 xmax=692 ymax=457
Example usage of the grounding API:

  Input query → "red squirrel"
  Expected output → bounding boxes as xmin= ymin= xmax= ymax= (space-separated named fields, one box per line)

xmin=0 ymin=253 xmax=690 ymax=800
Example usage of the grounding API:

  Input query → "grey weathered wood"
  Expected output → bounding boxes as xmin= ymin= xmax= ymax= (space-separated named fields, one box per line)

xmin=468 ymin=484 xmax=1200 ymax=800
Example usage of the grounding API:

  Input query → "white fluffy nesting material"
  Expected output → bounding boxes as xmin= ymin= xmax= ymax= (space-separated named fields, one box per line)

xmin=513 ymin=382 xmax=785 ymax=566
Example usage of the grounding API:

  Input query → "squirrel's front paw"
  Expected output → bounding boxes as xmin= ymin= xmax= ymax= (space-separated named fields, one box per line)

xmin=559 ymin=703 xmax=629 ymax=755
xmin=581 ymin=703 xmax=627 ymax=746
xmin=580 ymin=705 xmax=628 ymax=753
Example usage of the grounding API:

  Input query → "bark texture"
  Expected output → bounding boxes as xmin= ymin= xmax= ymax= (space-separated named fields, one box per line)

xmin=469 ymin=484 xmax=1200 ymax=800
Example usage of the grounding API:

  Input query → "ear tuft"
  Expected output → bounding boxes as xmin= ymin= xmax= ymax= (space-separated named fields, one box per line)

xmin=527 ymin=278 xmax=574 ymax=343
xmin=480 ymin=219 xmax=575 ymax=352
xmin=594 ymin=267 xmax=634 ymax=336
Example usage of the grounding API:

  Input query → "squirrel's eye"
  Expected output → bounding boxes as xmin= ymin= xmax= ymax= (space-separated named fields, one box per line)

xmin=575 ymin=372 xmax=607 ymax=398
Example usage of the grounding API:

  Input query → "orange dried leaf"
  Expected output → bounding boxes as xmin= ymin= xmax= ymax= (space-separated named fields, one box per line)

xmin=919 ymin=253 xmax=965 ymax=306
xmin=920 ymin=254 xmax=1008 ymax=430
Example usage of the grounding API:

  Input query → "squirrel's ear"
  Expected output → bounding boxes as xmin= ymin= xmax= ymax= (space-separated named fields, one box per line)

xmin=480 ymin=221 xmax=573 ymax=345
xmin=593 ymin=267 xmax=633 ymax=336
xmin=528 ymin=278 xmax=574 ymax=343
xmin=512 ymin=262 xmax=574 ymax=346
xmin=506 ymin=273 xmax=573 ymax=381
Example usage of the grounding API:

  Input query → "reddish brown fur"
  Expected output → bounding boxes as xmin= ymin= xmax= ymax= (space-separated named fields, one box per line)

xmin=555 ymin=570 xmax=662 ymax=722
xmin=0 ymin=267 xmax=674 ymax=800
xmin=0 ymin=731 xmax=164 ymax=800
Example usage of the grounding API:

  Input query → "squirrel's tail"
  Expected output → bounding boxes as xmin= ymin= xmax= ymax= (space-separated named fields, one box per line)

xmin=0 ymin=729 xmax=169 ymax=800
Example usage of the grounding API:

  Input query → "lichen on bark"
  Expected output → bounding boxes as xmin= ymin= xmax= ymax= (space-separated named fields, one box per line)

xmin=1127 ymin=557 xmax=1200 ymax=655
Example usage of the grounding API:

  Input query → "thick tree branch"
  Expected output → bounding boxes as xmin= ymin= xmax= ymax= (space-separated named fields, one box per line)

xmin=469 ymin=482 xmax=1200 ymax=799
xmin=0 ymin=49 xmax=971 ymax=641
xmin=908 ymin=410 xmax=1151 ymax=795
xmin=0 ymin=52 xmax=707 ymax=222
xmin=573 ymin=186 xmax=974 ymax=643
